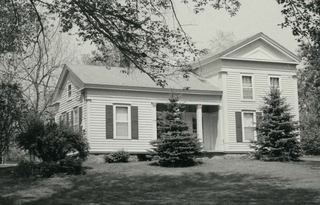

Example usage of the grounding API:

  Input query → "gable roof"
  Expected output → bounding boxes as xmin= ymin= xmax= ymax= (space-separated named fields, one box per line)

xmin=52 ymin=64 xmax=222 ymax=104
xmin=192 ymin=32 xmax=300 ymax=68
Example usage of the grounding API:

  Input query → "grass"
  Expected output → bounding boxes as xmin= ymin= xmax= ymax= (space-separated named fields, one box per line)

xmin=1 ymin=156 xmax=320 ymax=204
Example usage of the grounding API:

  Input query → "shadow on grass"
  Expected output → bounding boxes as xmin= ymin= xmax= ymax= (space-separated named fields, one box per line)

xmin=0 ymin=170 xmax=316 ymax=205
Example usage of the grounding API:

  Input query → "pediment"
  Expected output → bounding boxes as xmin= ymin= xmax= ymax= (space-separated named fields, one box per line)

xmin=241 ymin=46 xmax=281 ymax=60
xmin=223 ymin=38 xmax=297 ymax=63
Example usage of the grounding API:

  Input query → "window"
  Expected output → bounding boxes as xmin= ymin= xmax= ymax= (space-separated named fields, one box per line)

xmin=269 ymin=76 xmax=280 ymax=90
xmin=61 ymin=112 xmax=67 ymax=125
xmin=241 ymin=75 xmax=253 ymax=100
xmin=114 ymin=105 xmax=131 ymax=139
xmin=68 ymin=84 xmax=72 ymax=98
xmin=242 ymin=112 xmax=256 ymax=142
xmin=73 ymin=107 xmax=79 ymax=131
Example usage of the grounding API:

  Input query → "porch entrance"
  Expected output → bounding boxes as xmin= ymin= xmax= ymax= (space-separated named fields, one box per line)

xmin=157 ymin=104 xmax=219 ymax=151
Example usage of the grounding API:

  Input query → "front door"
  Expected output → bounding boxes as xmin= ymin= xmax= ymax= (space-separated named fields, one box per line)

xmin=203 ymin=113 xmax=218 ymax=150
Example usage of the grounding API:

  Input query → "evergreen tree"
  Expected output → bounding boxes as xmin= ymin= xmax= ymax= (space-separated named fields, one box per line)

xmin=150 ymin=93 xmax=202 ymax=167
xmin=253 ymin=88 xmax=302 ymax=161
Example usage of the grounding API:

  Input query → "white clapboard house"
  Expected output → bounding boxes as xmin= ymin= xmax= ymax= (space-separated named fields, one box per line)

xmin=51 ymin=33 xmax=300 ymax=154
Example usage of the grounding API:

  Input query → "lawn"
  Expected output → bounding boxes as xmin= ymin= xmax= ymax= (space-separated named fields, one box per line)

xmin=1 ymin=156 xmax=320 ymax=205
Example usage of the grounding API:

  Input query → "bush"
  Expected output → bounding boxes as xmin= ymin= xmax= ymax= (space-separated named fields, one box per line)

xmin=0 ymin=196 xmax=21 ymax=205
xmin=150 ymin=93 xmax=202 ymax=167
xmin=151 ymin=135 xmax=201 ymax=167
xmin=15 ymin=160 xmax=38 ymax=178
xmin=15 ymin=157 xmax=86 ymax=178
xmin=137 ymin=154 xmax=152 ymax=161
xmin=301 ymin=127 xmax=320 ymax=155
xmin=105 ymin=150 xmax=130 ymax=163
xmin=17 ymin=116 xmax=89 ymax=163
xmin=252 ymin=88 xmax=302 ymax=161
xmin=59 ymin=157 xmax=85 ymax=175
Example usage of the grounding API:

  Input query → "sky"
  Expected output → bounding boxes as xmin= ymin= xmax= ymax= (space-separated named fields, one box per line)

xmin=172 ymin=0 xmax=299 ymax=53
xmin=77 ymin=0 xmax=299 ymax=55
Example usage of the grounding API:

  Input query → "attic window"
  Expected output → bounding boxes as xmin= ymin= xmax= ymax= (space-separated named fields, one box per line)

xmin=68 ymin=84 xmax=72 ymax=98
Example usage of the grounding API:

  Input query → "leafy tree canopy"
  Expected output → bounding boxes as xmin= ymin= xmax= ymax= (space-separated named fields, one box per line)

xmin=0 ymin=81 xmax=27 ymax=162
xmin=1 ymin=0 xmax=318 ymax=86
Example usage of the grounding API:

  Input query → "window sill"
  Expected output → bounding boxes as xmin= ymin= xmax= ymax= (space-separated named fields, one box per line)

xmin=241 ymin=100 xmax=256 ymax=102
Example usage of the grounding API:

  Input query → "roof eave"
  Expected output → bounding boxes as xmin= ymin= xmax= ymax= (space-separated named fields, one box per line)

xmin=83 ymin=83 xmax=222 ymax=96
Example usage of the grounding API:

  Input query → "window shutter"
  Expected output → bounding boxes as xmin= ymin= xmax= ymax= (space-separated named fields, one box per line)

xmin=131 ymin=106 xmax=139 ymax=139
xmin=79 ymin=107 xmax=83 ymax=132
xmin=66 ymin=112 xmax=69 ymax=126
xmin=235 ymin=112 xmax=243 ymax=142
xmin=59 ymin=115 xmax=62 ymax=125
xmin=71 ymin=111 xmax=73 ymax=130
xmin=106 ymin=105 xmax=113 ymax=139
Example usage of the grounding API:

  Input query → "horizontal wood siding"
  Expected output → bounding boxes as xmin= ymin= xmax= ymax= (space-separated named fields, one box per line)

xmin=87 ymin=89 xmax=221 ymax=153
xmin=89 ymin=97 xmax=153 ymax=153
xmin=54 ymin=74 xmax=86 ymax=136
xmin=224 ymin=65 xmax=298 ymax=151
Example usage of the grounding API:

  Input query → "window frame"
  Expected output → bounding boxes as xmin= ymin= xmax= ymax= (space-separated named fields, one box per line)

xmin=73 ymin=107 xmax=79 ymax=131
xmin=240 ymin=74 xmax=255 ymax=101
xmin=67 ymin=84 xmax=72 ymax=99
xmin=241 ymin=111 xmax=256 ymax=142
xmin=61 ymin=112 xmax=67 ymax=125
xmin=113 ymin=105 xmax=131 ymax=139
xmin=268 ymin=75 xmax=281 ymax=90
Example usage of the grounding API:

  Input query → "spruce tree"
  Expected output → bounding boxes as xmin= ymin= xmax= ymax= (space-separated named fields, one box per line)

xmin=253 ymin=88 xmax=302 ymax=161
xmin=150 ymin=93 xmax=202 ymax=167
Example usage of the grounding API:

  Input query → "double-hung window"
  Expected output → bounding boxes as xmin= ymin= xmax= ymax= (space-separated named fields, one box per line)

xmin=114 ymin=105 xmax=131 ymax=139
xmin=68 ymin=84 xmax=72 ymax=98
xmin=73 ymin=107 xmax=79 ymax=131
xmin=242 ymin=112 xmax=256 ymax=142
xmin=242 ymin=75 xmax=254 ymax=100
xmin=269 ymin=76 xmax=280 ymax=90
xmin=61 ymin=112 xmax=67 ymax=125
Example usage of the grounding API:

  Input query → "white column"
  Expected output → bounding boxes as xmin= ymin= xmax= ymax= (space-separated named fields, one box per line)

xmin=86 ymin=99 xmax=91 ymax=148
xmin=217 ymin=105 xmax=224 ymax=151
xmin=152 ymin=102 xmax=157 ymax=140
xmin=197 ymin=105 xmax=203 ymax=142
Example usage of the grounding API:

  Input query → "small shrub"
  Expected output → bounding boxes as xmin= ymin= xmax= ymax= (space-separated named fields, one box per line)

xmin=137 ymin=154 xmax=152 ymax=161
xmin=301 ymin=127 xmax=320 ymax=155
xmin=15 ymin=157 xmax=86 ymax=178
xmin=59 ymin=157 xmax=85 ymax=175
xmin=0 ymin=196 xmax=21 ymax=205
xmin=36 ymin=161 xmax=58 ymax=178
xmin=105 ymin=150 xmax=130 ymax=163
xmin=15 ymin=160 xmax=38 ymax=178
xmin=15 ymin=160 xmax=57 ymax=178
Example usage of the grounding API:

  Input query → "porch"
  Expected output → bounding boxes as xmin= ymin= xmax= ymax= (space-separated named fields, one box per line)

xmin=156 ymin=104 xmax=223 ymax=151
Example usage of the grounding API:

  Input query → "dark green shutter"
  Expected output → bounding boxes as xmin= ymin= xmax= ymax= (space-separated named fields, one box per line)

xmin=79 ymin=107 xmax=83 ymax=132
xmin=131 ymin=106 xmax=139 ymax=139
xmin=106 ymin=105 xmax=113 ymax=139
xmin=235 ymin=112 xmax=243 ymax=142
xmin=59 ymin=116 xmax=62 ymax=125
xmin=71 ymin=111 xmax=73 ymax=130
